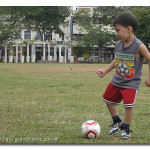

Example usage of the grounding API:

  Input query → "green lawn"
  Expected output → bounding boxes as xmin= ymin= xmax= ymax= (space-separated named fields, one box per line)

xmin=0 ymin=63 xmax=150 ymax=144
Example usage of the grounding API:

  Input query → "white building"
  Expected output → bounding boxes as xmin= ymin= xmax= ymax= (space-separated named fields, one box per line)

xmin=1 ymin=22 xmax=74 ymax=63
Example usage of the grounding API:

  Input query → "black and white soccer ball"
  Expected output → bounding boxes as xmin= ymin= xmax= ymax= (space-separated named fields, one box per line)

xmin=117 ymin=63 xmax=130 ymax=77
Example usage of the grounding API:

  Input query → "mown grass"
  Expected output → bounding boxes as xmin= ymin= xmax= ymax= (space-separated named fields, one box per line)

xmin=0 ymin=63 xmax=150 ymax=144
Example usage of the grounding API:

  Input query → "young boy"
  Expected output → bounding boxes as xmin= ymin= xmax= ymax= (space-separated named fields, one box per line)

xmin=96 ymin=12 xmax=150 ymax=139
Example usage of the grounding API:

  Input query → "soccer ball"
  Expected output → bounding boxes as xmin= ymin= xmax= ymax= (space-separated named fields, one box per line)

xmin=117 ymin=63 xmax=129 ymax=77
xmin=81 ymin=120 xmax=101 ymax=139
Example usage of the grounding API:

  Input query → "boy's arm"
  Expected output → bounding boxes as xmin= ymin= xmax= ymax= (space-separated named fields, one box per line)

xmin=145 ymin=61 xmax=150 ymax=87
xmin=96 ymin=60 xmax=115 ymax=78
xmin=139 ymin=44 xmax=150 ymax=87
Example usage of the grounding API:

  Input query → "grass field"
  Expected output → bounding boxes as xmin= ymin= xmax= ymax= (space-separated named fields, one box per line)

xmin=0 ymin=63 xmax=150 ymax=144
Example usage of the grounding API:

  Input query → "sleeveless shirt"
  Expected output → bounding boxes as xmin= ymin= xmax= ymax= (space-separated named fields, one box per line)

xmin=111 ymin=37 xmax=143 ymax=90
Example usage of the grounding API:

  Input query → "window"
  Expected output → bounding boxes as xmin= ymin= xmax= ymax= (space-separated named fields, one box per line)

xmin=45 ymin=34 xmax=52 ymax=40
xmin=73 ymin=18 xmax=76 ymax=24
xmin=62 ymin=34 xmax=64 ymax=41
xmin=50 ymin=35 xmax=52 ymax=40
xmin=59 ymin=34 xmax=64 ymax=41
xmin=37 ymin=31 xmax=52 ymax=41
xmin=24 ymin=31 xmax=31 ymax=40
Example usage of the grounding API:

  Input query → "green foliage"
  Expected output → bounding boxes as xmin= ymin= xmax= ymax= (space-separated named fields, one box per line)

xmin=94 ymin=6 xmax=145 ymax=25
xmin=133 ymin=7 xmax=150 ymax=48
xmin=74 ymin=8 xmax=116 ymax=61
xmin=94 ymin=6 xmax=150 ymax=48
xmin=0 ymin=6 xmax=71 ymax=45
xmin=73 ymin=9 xmax=92 ymax=31
xmin=0 ymin=23 xmax=16 ymax=45
xmin=8 ymin=6 xmax=71 ymax=41
xmin=93 ymin=6 xmax=123 ymax=25
xmin=73 ymin=45 xmax=90 ymax=54
xmin=0 ymin=7 xmax=22 ymax=45
xmin=73 ymin=6 xmax=150 ymax=62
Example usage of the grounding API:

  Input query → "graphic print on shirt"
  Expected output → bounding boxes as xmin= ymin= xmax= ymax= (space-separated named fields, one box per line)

xmin=115 ymin=53 xmax=135 ymax=79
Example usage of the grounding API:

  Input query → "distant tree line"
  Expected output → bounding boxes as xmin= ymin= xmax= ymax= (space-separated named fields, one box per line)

xmin=73 ymin=6 xmax=150 ymax=61
xmin=0 ymin=6 xmax=71 ymax=45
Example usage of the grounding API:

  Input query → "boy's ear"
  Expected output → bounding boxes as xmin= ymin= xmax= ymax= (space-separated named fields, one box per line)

xmin=128 ymin=26 xmax=133 ymax=32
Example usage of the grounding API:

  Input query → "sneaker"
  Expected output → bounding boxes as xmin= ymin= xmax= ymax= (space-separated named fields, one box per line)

xmin=108 ymin=121 xmax=123 ymax=135
xmin=121 ymin=128 xmax=132 ymax=139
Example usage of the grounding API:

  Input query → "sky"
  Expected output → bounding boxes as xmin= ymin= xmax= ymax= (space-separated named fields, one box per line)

xmin=1 ymin=0 xmax=150 ymax=6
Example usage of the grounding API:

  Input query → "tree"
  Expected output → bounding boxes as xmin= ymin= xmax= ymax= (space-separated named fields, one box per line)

xmin=93 ymin=6 xmax=124 ymax=26
xmin=73 ymin=6 xmax=147 ymax=62
xmin=8 ymin=6 xmax=71 ymax=41
xmin=95 ymin=6 xmax=150 ymax=48
xmin=0 ymin=7 xmax=21 ymax=45
xmin=132 ymin=7 xmax=150 ymax=48
xmin=94 ymin=6 xmax=144 ymax=25
xmin=74 ymin=8 xmax=116 ymax=62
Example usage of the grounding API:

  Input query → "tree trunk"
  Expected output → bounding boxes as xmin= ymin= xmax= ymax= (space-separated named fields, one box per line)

xmin=37 ymin=26 xmax=43 ymax=41
xmin=98 ymin=46 xmax=101 ymax=62
xmin=39 ymin=30 xmax=43 ymax=41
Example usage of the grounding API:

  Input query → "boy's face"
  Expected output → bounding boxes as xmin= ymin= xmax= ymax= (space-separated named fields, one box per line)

xmin=114 ymin=24 xmax=133 ymax=42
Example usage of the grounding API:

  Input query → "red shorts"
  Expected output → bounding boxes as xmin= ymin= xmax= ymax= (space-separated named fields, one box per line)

xmin=102 ymin=83 xmax=137 ymax=107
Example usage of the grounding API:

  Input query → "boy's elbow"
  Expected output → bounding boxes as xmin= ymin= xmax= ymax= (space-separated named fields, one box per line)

xmin=145 ymin=53 xmax=150 ymax=62
xmin=146 ymin=58 xmax=150 ymax=64
xmin=146 ymin=56 xmax=150 ymax=62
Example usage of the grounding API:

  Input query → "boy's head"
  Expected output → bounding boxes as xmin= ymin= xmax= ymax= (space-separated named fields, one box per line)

xmin=113 ymin=12 xmax=138 ymax=41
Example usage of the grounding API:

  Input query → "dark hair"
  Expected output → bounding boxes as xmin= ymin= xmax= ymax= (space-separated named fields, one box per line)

xmin=113 ymin=12 xmax=138 ymax=32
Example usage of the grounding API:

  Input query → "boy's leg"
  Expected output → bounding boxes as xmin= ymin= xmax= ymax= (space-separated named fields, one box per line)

xmin=102 ymin=83 xmax=123 ymax=135
xmin=121 ymin=107 xmax=134 ymax=139
xmin=121 ymin=88 xmax=137 ymax=139
xmin=106 ymin=103 xmax=123 ymax=135
xmin=122 ymin=88 xmax=137 ymax=124
xmin=124 ymin=107 xmax=134 ymax=125
xmin=106 ymin=103 xmax=118 ymax=117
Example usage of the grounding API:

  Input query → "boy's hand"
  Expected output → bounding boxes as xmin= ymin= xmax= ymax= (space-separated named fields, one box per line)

xmin=96 ymin=60 xmax=115 ymax=78
xmin=145 ymin=76 xmax=150 ymax=87
xmin=96 ymin=69 xmax=106 ymax=78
